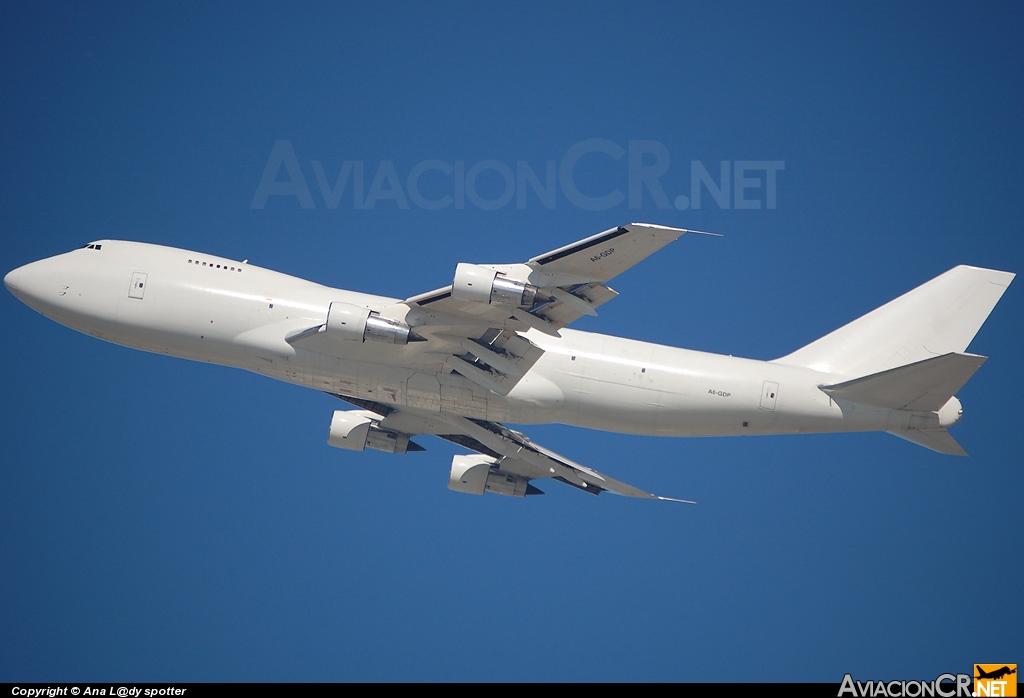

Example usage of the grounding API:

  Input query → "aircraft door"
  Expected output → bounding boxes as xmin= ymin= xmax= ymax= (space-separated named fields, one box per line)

xmin=760 ymin=380 xmax=779 ymax=410
xmin=128 ymin=272 xmax=148 ymax=299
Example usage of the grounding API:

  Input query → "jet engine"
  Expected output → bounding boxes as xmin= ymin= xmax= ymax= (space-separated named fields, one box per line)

xmin=452 ymin=263 xmax=538 ymax=307
xmin=448 ymin=454 xmax=538 ymax=497
xmin=325 ymin=301 xmax=411 ymax=345
xmin=327 ymin=410 xmax=417 ymax=454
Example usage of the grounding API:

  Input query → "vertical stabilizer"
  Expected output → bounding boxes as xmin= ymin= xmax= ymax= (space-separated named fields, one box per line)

xmin=773 ymin=266 xmax=1013 ymax=378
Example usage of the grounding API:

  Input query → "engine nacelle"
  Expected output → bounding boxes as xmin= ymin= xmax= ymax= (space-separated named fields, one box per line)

xmin=448 ymin=454 xmax=532 ymax=497
xmin=325 ymin=302 xmax=411 ymax=345
xmin=452 ymin=263 xmax=538 ymax=308
xmin=327 ymin=410 xmax=412 ymax=454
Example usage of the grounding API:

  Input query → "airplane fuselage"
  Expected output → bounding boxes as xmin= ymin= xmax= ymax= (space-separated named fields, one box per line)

xmin=5 ymin=240 xmax=947 ymax=442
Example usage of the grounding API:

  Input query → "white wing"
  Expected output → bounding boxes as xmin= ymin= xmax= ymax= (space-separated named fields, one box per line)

xmin=399 ymin=223 xmax=708 ymax=395
xmin=337 ymin=395 xmax=694 ymax=502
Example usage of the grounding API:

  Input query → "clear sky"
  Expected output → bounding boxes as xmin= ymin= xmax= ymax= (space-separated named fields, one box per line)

xmin=2 ymin=1 xmax=1022 ymax=682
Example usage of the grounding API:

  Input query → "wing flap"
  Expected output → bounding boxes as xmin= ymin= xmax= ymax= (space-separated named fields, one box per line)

xmin=530 ymin=282 xmax=619 ymax=330
xmin=434 ymin=330 xmax=545 ymax=395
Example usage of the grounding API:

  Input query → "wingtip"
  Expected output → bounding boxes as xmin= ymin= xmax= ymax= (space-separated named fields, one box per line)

xmin=628 ymin=223 xmax=723 ymax=237
xmin=657 ymin=496 xmax=697 ymax=504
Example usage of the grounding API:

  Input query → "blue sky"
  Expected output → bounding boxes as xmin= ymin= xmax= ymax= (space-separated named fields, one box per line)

xmin=2 ymin=2 xmax=1022 ymax=682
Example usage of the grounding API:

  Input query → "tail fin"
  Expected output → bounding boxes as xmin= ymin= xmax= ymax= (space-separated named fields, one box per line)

xmin=773 ymin=265 xmax=1014 ymax=377
xmin=781 ymin=266 xmax=1013 ymax=457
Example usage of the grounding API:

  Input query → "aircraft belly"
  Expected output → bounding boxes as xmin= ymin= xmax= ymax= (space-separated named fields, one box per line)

xmin=502 ymin=371 xmax=565 ymax=423
xmin=261 ymin=350 xmax=499 ymax=421
xmin=440 ymin=378 xmax=490 ymax=420
xmin=407 ymin=372 xmax=443 ymax=412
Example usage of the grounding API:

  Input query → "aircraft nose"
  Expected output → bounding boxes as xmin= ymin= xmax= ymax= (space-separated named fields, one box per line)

xmin=5 ymin=263 xmax=32 ymax=299
xmin=5 ymin=258 xmax=60 ymax=308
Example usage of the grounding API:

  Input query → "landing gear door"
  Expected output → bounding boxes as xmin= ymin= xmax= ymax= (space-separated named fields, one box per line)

xmin=129 ymin=272 xmax=148 ymax=299
xmin=760 ymin=380 xmax=779 ymax=411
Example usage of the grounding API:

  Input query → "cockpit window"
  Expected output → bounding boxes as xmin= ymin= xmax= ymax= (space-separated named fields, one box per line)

xmin=81 ymin=243 xmax=102 ymax=250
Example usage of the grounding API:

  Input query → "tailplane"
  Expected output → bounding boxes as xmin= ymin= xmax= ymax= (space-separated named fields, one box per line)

xmin=887 ymin=428 xmax=968 ymax=457
xmin=819 ymin=353 xmax=985 ymax=457
xmin=819 ymin=352 xmax=986 ymax=412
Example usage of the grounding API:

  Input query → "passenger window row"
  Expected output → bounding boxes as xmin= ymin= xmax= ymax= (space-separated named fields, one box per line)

xmin=188 ymin=259 xmax=242 ymax=272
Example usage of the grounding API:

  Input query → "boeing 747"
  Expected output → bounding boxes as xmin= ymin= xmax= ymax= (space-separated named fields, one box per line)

xmin=5 ymin=224 xmax=1013 ymax=501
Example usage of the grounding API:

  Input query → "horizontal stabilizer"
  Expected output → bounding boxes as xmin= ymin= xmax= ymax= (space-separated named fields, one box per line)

xmin=820 ymin=352 xmax=986 ymax=411
xmin=888 ymin=428 xmax=968 ymax=456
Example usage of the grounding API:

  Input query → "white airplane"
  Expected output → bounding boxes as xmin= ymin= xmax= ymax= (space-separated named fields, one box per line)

xmin=4 ymin=224 xmax=1014 ymax=502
